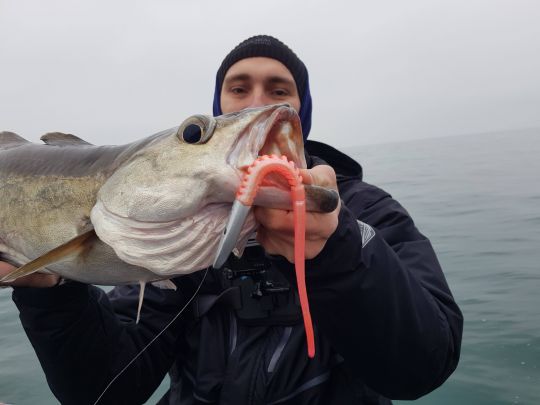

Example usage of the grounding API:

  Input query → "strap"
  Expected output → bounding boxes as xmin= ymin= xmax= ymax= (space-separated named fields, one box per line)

xmin=267 ymin=371 xmax=332 ymax=404
xmin=193 ymin=287 xmax=242 ymax=319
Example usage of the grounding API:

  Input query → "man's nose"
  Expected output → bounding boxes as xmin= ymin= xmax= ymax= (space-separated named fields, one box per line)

xmin=247 ymin=89 xmax=269 ymax=108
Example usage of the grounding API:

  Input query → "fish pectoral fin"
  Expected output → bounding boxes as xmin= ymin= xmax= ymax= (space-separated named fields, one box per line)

xmin=135 ymin=280 xmax=177 ymax=323
xmin=134 ymin=280 xmax=177 ymax=323
xmin=136 ymin=281 xmax=146 ymax=324
xmin=0 ymin=229 xmax=97 ymax=283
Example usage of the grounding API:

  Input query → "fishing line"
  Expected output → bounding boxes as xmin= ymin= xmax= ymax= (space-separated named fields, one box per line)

xmin=93 ymin=266 xmax=209 ymax=405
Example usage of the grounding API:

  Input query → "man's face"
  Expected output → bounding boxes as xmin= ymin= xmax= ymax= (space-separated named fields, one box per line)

xmin=220 ymin=57 xmax=301 ymax=114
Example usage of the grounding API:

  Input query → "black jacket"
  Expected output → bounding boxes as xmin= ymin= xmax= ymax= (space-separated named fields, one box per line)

xmin=12 ymin=141 xmax=463 ymax=404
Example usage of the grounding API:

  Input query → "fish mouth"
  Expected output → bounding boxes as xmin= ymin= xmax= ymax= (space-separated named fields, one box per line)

xmin=227 ymin=105 xmax=306 ymax=174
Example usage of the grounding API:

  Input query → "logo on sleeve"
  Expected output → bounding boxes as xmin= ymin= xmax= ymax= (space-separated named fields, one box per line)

xmin=357 ymin=220 xmax=375 ymax=247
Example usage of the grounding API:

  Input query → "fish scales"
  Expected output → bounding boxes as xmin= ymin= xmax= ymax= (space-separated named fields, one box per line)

xmin=0 ymin=105 xmax=339 ymax=285
xmin=0 ymin=135 xmax=170 ymax=284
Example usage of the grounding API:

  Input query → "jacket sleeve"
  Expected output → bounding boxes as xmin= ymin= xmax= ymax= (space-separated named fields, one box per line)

xmin=11 ymin=278 xmax=193 ymax=405
xmin=275 ymin=179 xmax=463 ymax=400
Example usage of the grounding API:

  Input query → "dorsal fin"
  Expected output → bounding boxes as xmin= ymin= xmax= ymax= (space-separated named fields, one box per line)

xmin=0 ymin=131 xmax=30 ymax=149
xmin=41 ymin=132 xmax=93 ymax=146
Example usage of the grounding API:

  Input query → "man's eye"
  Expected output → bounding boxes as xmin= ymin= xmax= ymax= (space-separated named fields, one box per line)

xmin=231 ymin=87 xmax=246 ymax=95
xmin=272 ymin=89 xmax=289 ymax=97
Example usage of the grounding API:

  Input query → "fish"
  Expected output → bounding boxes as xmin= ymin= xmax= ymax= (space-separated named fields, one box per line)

xmin=0 ymin=104 xmax=339 ymax=286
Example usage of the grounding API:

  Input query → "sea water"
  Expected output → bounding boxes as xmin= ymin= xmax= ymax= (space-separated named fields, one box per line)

xmin=1 ymin=130 xmax=539 ymax=404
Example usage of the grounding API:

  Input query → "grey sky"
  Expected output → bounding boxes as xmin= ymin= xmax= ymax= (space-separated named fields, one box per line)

xmin=1 ymin=0 xmax=539 ymax=148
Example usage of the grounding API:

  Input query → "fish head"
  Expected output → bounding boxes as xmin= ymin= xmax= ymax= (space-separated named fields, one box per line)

xmin=91 ymin=104 xmax=308 ymax=275
xmin=97 ymin=104 xmax=305 ymax=222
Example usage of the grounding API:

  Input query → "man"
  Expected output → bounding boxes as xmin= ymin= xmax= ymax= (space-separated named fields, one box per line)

xmin=1 ymin=35 xmax=463 ymax=404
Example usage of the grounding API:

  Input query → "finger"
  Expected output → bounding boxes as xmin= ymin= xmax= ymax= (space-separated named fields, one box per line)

xmin=255 ymin=207 xmax=338 ymax=239
xmin=257 ymin=224 xmax=333 ymax=261
xmin=0 ymin=261 xmax=16 ymax=274
xmin=254 ymin=207 xmax=295 ymax=234
xmin=0 ymin=262 xmax=60 ymax=288
xmin=8 ymin=273 xmax=60 ymax=288
xmin=0 ymin=262 xmax=16 ymax=287
xmin=256 ymin=228 xmax=295 ymax=261
xmin=298 ymin=169 xmax=314 ymax=185
xmin=299 ymin=166 xmax=338 ymax=190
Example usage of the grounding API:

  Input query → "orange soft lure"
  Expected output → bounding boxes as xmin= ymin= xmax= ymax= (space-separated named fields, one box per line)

xmin=236 ymin=155 xmax=315 ymax=358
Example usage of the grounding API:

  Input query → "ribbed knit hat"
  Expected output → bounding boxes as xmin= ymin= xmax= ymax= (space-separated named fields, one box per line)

xmin=212 ymin=35 xmax=312 ymax=139
xmin=216 ymin=35 xmax=308 ymax=99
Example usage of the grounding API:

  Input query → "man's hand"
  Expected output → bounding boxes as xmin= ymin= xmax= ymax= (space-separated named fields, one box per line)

xmin=0 ymin=261 xmax=59 ymax=288
xmin=254 ymin=165 xmax=341 ymax=263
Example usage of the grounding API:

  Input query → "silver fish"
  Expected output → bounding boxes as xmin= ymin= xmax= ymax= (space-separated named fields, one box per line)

xmin=0 ymin=104 xmax=338 ymax=285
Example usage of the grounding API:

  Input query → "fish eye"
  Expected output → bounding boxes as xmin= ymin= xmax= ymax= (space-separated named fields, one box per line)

xmin=182 ymin=124 xmax=202 ymax=143
xmin=177 ymin=115 xmax=216 ymax=144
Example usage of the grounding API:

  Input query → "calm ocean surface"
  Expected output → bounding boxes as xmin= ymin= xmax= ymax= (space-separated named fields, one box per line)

xmin=1 ymin=130 xmax=539 ymax=404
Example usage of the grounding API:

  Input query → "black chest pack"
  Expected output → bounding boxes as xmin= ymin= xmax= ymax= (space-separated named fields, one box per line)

xmin=193 ymin=240 xmax=302 ymax=326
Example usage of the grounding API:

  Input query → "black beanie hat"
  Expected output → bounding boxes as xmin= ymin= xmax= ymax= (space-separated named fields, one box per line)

xmin=215 ymin=35 xmax=308 ymax=99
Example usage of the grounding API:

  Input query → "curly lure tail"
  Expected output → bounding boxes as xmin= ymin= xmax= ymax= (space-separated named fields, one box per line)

xmin=237 ymin=155 xmax=315 ymax=358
